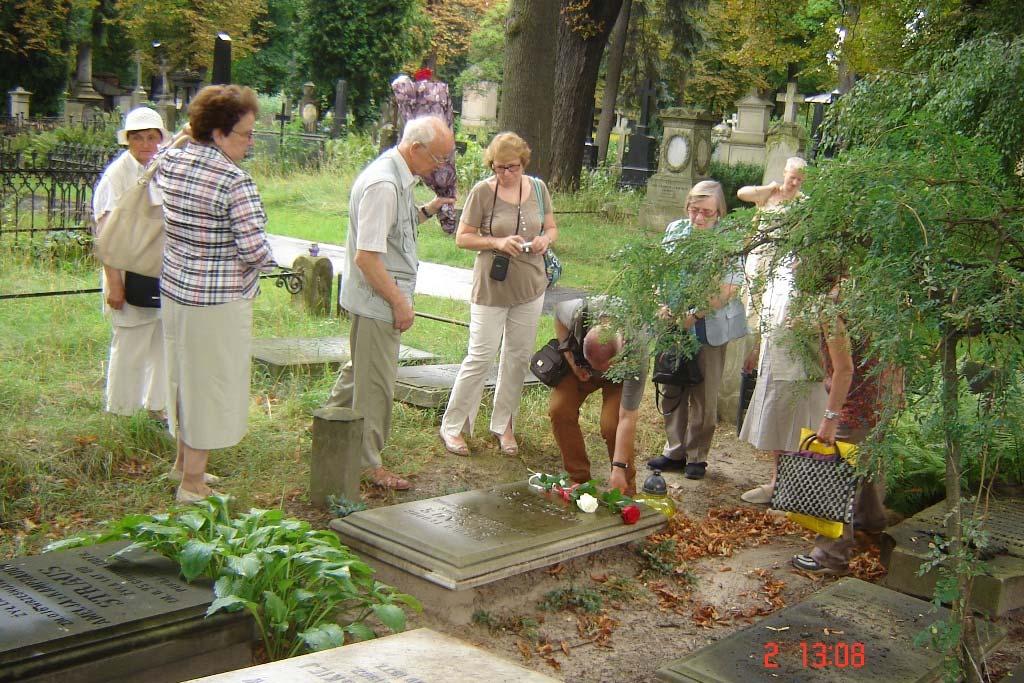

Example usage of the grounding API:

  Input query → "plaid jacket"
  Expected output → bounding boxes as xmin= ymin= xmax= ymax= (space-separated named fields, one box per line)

xmin=156 ymin=142 xmax=275 ymax=306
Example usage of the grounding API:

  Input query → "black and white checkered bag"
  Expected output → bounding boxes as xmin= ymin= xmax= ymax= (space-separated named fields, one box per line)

xmin=769 ymin=436 xmax=860 ymax=523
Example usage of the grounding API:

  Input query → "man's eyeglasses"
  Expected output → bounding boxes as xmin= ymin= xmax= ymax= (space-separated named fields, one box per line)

xmin=494 ymin=163 xmax=521 ymax=174
xmin=419 ymin=143 xmax=448 ymax=165
xmin=687 ymin=207 xmax=717 ymax=219
xmin=231 ymin=128 xmax=255 ymax=140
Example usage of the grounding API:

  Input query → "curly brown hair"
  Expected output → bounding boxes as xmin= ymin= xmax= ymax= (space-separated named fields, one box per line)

xmin=188 ymin=85 xmax=259 ymax=143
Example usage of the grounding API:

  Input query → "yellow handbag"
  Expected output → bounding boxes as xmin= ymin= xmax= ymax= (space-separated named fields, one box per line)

xmin=784 ymin=428 xmax=858 ymax=539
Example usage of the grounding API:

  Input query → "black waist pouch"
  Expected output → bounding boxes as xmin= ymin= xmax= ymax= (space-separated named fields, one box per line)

xmin=123 ymin=271 xmax=161 ymax=308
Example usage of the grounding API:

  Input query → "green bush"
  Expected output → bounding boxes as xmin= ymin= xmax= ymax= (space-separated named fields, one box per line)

xmin=46 ymin=496 xmax=421 ymax=660
xmin=708 ymin=160 xmax=764 ymax=211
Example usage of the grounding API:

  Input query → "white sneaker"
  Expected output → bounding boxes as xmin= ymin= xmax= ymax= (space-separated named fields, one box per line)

xmin=168 ymin=469 xmax=221 ymax=484
xmin=741 ymin=483 xmax=774 ymax=504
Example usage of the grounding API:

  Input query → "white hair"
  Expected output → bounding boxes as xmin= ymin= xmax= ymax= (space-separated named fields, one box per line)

xmin=784 ymin=157 xmax=807 ymax=173
xmin=401 ymin=115 xmax=445 ymax=146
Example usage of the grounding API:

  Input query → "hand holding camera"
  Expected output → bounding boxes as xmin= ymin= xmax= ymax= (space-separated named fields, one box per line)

xmin=494 ymin=234 xmax=526 ymax=257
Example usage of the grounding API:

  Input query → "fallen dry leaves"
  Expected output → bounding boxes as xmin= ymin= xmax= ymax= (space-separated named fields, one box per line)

xmin=849 ymin=546 xmax=887 ymax=581
xmin=650 ymin=506 xmax=802 ymax=565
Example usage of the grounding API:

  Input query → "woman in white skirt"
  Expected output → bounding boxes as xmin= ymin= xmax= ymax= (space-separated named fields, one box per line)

xmin=156 ymin=85 xmax=275 ymax=503
xmin=93 ymin=107 xmax=170 ymax=420
xmin=439 ymin=132 xmax=557 ymax=456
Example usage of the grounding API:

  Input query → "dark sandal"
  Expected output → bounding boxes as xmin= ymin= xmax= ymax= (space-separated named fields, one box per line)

xmin=791 ymin=554 xmax=849 ymax=575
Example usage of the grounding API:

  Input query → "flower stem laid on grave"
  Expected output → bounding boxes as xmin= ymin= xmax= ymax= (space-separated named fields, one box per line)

xmin=45 ymin=494 xmax=421 ymax=662
xmin=528 ymin=472 xmax=642 ymax=525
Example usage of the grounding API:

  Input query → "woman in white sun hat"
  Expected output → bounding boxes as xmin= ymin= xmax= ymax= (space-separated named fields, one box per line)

xmin=92 ymin=107 xmax=171 ymax=425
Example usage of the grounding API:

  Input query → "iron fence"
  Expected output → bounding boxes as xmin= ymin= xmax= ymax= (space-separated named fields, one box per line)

xmin=0 ymin=116 xmax=110 ymax=138
xmin=0 ymin=141 xmax=119 ymax=240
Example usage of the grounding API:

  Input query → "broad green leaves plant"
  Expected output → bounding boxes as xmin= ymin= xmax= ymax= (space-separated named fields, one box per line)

xmin=45 ymin=495 xmax=421 ymax=661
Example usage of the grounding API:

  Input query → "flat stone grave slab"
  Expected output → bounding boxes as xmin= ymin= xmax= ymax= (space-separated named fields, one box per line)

xmin=394 ymin=364 xmax=541 ymax=408
xmin=0 ymin=541 xmax=253 ymax=683
xmin=330 ymin=481 xmax=664 ymax=622
xmin=881 ymin=496 xmax=1024 ymax=616
xmin=252 ymin=336 xmax=438 ymax=377
xmin=184 ymin=627 xmax=558 ymax=682
xmin=656 ymin=577 xmax=1005 ymax=683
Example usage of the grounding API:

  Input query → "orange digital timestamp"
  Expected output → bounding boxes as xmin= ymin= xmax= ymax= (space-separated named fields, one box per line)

xmin=762 ymin=641 xmax=866 ymax=669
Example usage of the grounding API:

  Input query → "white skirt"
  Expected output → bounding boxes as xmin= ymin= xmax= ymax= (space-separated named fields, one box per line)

xmin=162 ymin=296 xmax=254 ymax=450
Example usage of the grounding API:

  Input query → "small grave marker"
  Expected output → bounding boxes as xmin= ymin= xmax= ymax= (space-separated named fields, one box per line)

xmin=251 ymin=336 xmax=437 ymax=377
xmin=184 ymin=628 xmax=558 ymax=682
xmin=394 ymin=364 xmax=540 ymax=408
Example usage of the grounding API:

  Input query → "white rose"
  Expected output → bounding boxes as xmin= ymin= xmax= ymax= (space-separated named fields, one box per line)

xmin=576 ymin=493 xmax=599 ymax=513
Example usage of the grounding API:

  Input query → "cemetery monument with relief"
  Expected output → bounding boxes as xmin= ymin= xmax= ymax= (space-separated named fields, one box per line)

xmin=639 ymin=107 xmax=716 ymax=230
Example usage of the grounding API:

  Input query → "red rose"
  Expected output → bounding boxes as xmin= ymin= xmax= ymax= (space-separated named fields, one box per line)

xmin=620 ymin=504 xmax=641 ymax=525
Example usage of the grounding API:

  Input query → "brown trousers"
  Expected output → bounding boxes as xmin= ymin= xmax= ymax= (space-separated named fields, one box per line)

xmin=548 ymin=371 xmax=636 ymax=495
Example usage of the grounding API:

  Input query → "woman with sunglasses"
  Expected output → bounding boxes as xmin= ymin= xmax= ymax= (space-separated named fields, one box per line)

xmin=439 ymin=132 xmax=558 ymax=457
xmin=646 ymin=181 xmax=748 ymax=480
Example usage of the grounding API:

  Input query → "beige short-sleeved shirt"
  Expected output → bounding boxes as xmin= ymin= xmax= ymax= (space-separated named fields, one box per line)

xmin=462 ymin=177 xmax=552 ymax=307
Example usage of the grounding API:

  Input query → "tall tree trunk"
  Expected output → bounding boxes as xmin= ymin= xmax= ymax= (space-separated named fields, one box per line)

xmin=596 ymin=0 xmax=632 ymax=165
xmin=549 ymin=0 xmax=624 ymax=190
xmin=836 ymin=0 xmax=860 ymax=94
xmin=497 ymin=0 xmax=559 ymax=180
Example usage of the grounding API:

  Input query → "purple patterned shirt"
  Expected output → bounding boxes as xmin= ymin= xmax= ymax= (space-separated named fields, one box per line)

xmin=156 ymin=142 xmax=275 ymax=306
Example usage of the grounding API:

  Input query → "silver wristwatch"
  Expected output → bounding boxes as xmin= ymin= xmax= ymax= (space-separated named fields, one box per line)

xmin=823 ymin=409 xmax=839 ymax=420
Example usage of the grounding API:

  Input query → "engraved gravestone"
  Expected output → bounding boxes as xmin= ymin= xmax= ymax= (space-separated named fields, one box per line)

xmin=656 ymin=578 xmax=1005 ymax=683
xmin=394 ymin=364 xmax=541 ymax=408
xmin=252 ymin=337 xmax=438 ymax=377
xmin=185 ymin=628 xmax=559 ymax=682
xmin=0 ymin=542 xmax=253 ymax=683
xmin=330 ymin=481 xmax=665 ymax=598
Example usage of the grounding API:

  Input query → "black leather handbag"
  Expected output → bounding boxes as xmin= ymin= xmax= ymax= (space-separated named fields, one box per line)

xmin=530 ymin=338 xmax=569 ymax=387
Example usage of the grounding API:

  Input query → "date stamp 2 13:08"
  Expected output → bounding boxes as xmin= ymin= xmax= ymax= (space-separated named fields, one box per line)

xmin=763 ymin=641 xmax=867 ymax=670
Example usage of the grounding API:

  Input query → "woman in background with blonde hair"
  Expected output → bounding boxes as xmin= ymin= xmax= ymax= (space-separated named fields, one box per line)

xmin=439 ymin=132 xmax=558 ymax=457
xmin=646 ymin=180 xmax=748 ymax=480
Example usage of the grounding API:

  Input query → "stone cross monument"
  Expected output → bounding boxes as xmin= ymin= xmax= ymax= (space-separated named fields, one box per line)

xmin=639 ymin=107 xmax=716 ymax=230
xmin=763 ymin=81 xmax=807 ymax=184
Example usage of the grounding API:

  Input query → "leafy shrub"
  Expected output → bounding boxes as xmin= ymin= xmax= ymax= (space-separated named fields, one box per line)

xmin=46 ymin=495 xmax=420 ymax=661
xmin=539 ymin=585 xmax=603 ymax=613
xmin=709 ymin=160 xmax=764 ymax=211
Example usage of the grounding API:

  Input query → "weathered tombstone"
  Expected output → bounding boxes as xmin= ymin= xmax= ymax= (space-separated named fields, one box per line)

xmin=656 ymin=577 xmax=1005 ymax=682
xmin=183 ymin=628 xmax=559 ymax=682
xmin=330 ymin=482 xmax=666 ymax=623
xmin=459 ymin=81 xmax=498 ymax=128
xmin=7 ymin=86 xmax=31 ymax=120
xmin=639 ymin=107 xmax=716 ymax=230
xmin=211 ymin=33 xmax=232 ymax=85
xmin=300 ymin=82 xmax=317 ymax=133
xmin=881 ymin=496 xmax=1024 ymax=616
xmin=152 ymin=44 xmax=176 ymax=132
xmin=251 ymin=336 xmax=437 ymax=378
xmin=393 ymin=363 xmax=540 ymax=408
xmin=0 ymin=542 xmax=254 ymax=683
xmin=291 ymin=254 xmax=334 ymax=317
xmin=712 ymin=91 xmax=773 ymax=166
xmin=129 ymin=54 xmax=148 ymax=110
xmin=310 ymin=407 xmax=363 ymax=506
xmin=619 ymin=78 xmax=659 ymax=189
xmin=610 ymin=114 xmax=631 ymax=166
xmin=65 ymin=43 xmax=103 ymax=124
xmin=762 ymin=81 xmax=807 ymax=184
xmin=331 ymin=79 xmax=348 ymax=138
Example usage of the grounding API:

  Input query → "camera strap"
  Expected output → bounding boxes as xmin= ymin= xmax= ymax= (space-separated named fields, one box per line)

xmin=485 ymin=176 xmax=522 ymax=239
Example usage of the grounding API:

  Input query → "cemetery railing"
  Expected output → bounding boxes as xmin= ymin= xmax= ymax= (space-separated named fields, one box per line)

xmin=0 ymin=142 xmax=119 ymax=241
xmin=0 ymin=116 xmax=110 ymax=139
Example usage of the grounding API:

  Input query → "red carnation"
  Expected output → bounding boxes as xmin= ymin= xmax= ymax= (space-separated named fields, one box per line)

xmin=620 ymin=504 xmax=641 ymax=525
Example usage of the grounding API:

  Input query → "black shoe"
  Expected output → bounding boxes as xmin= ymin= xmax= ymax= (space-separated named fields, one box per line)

xmin=646 ymin=455 xmax=686 ymax=471
xmin=684 ymin=462 xmax=707 ymax=480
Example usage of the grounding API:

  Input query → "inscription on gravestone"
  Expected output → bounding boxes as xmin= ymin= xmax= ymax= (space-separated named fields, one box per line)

xmin=332 ymin=482 xmax=665 ymax=588
xmin=0 ymin=542 xmax=253 ymax=683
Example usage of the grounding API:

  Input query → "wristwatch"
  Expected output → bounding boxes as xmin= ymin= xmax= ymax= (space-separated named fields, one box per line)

xmin=419 ymin=205 xmax=434 ymax=218
xmin=823 ymin=409 xmax=839 ymax=421
xmin=611 ymin=461 xmax=628 ymax=469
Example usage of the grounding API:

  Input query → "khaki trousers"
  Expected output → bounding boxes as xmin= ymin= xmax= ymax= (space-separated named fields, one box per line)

xmin=548 ymin=372 xmax=636 ymax=495
xmin=660 ymin=342 xmax=730 ymax=464
xmin=325 ymin=314 xmax=400 ymax=469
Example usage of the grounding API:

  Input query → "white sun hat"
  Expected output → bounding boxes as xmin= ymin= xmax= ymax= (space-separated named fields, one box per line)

xmin=117 ymin=107 xmax=170 ymax=145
